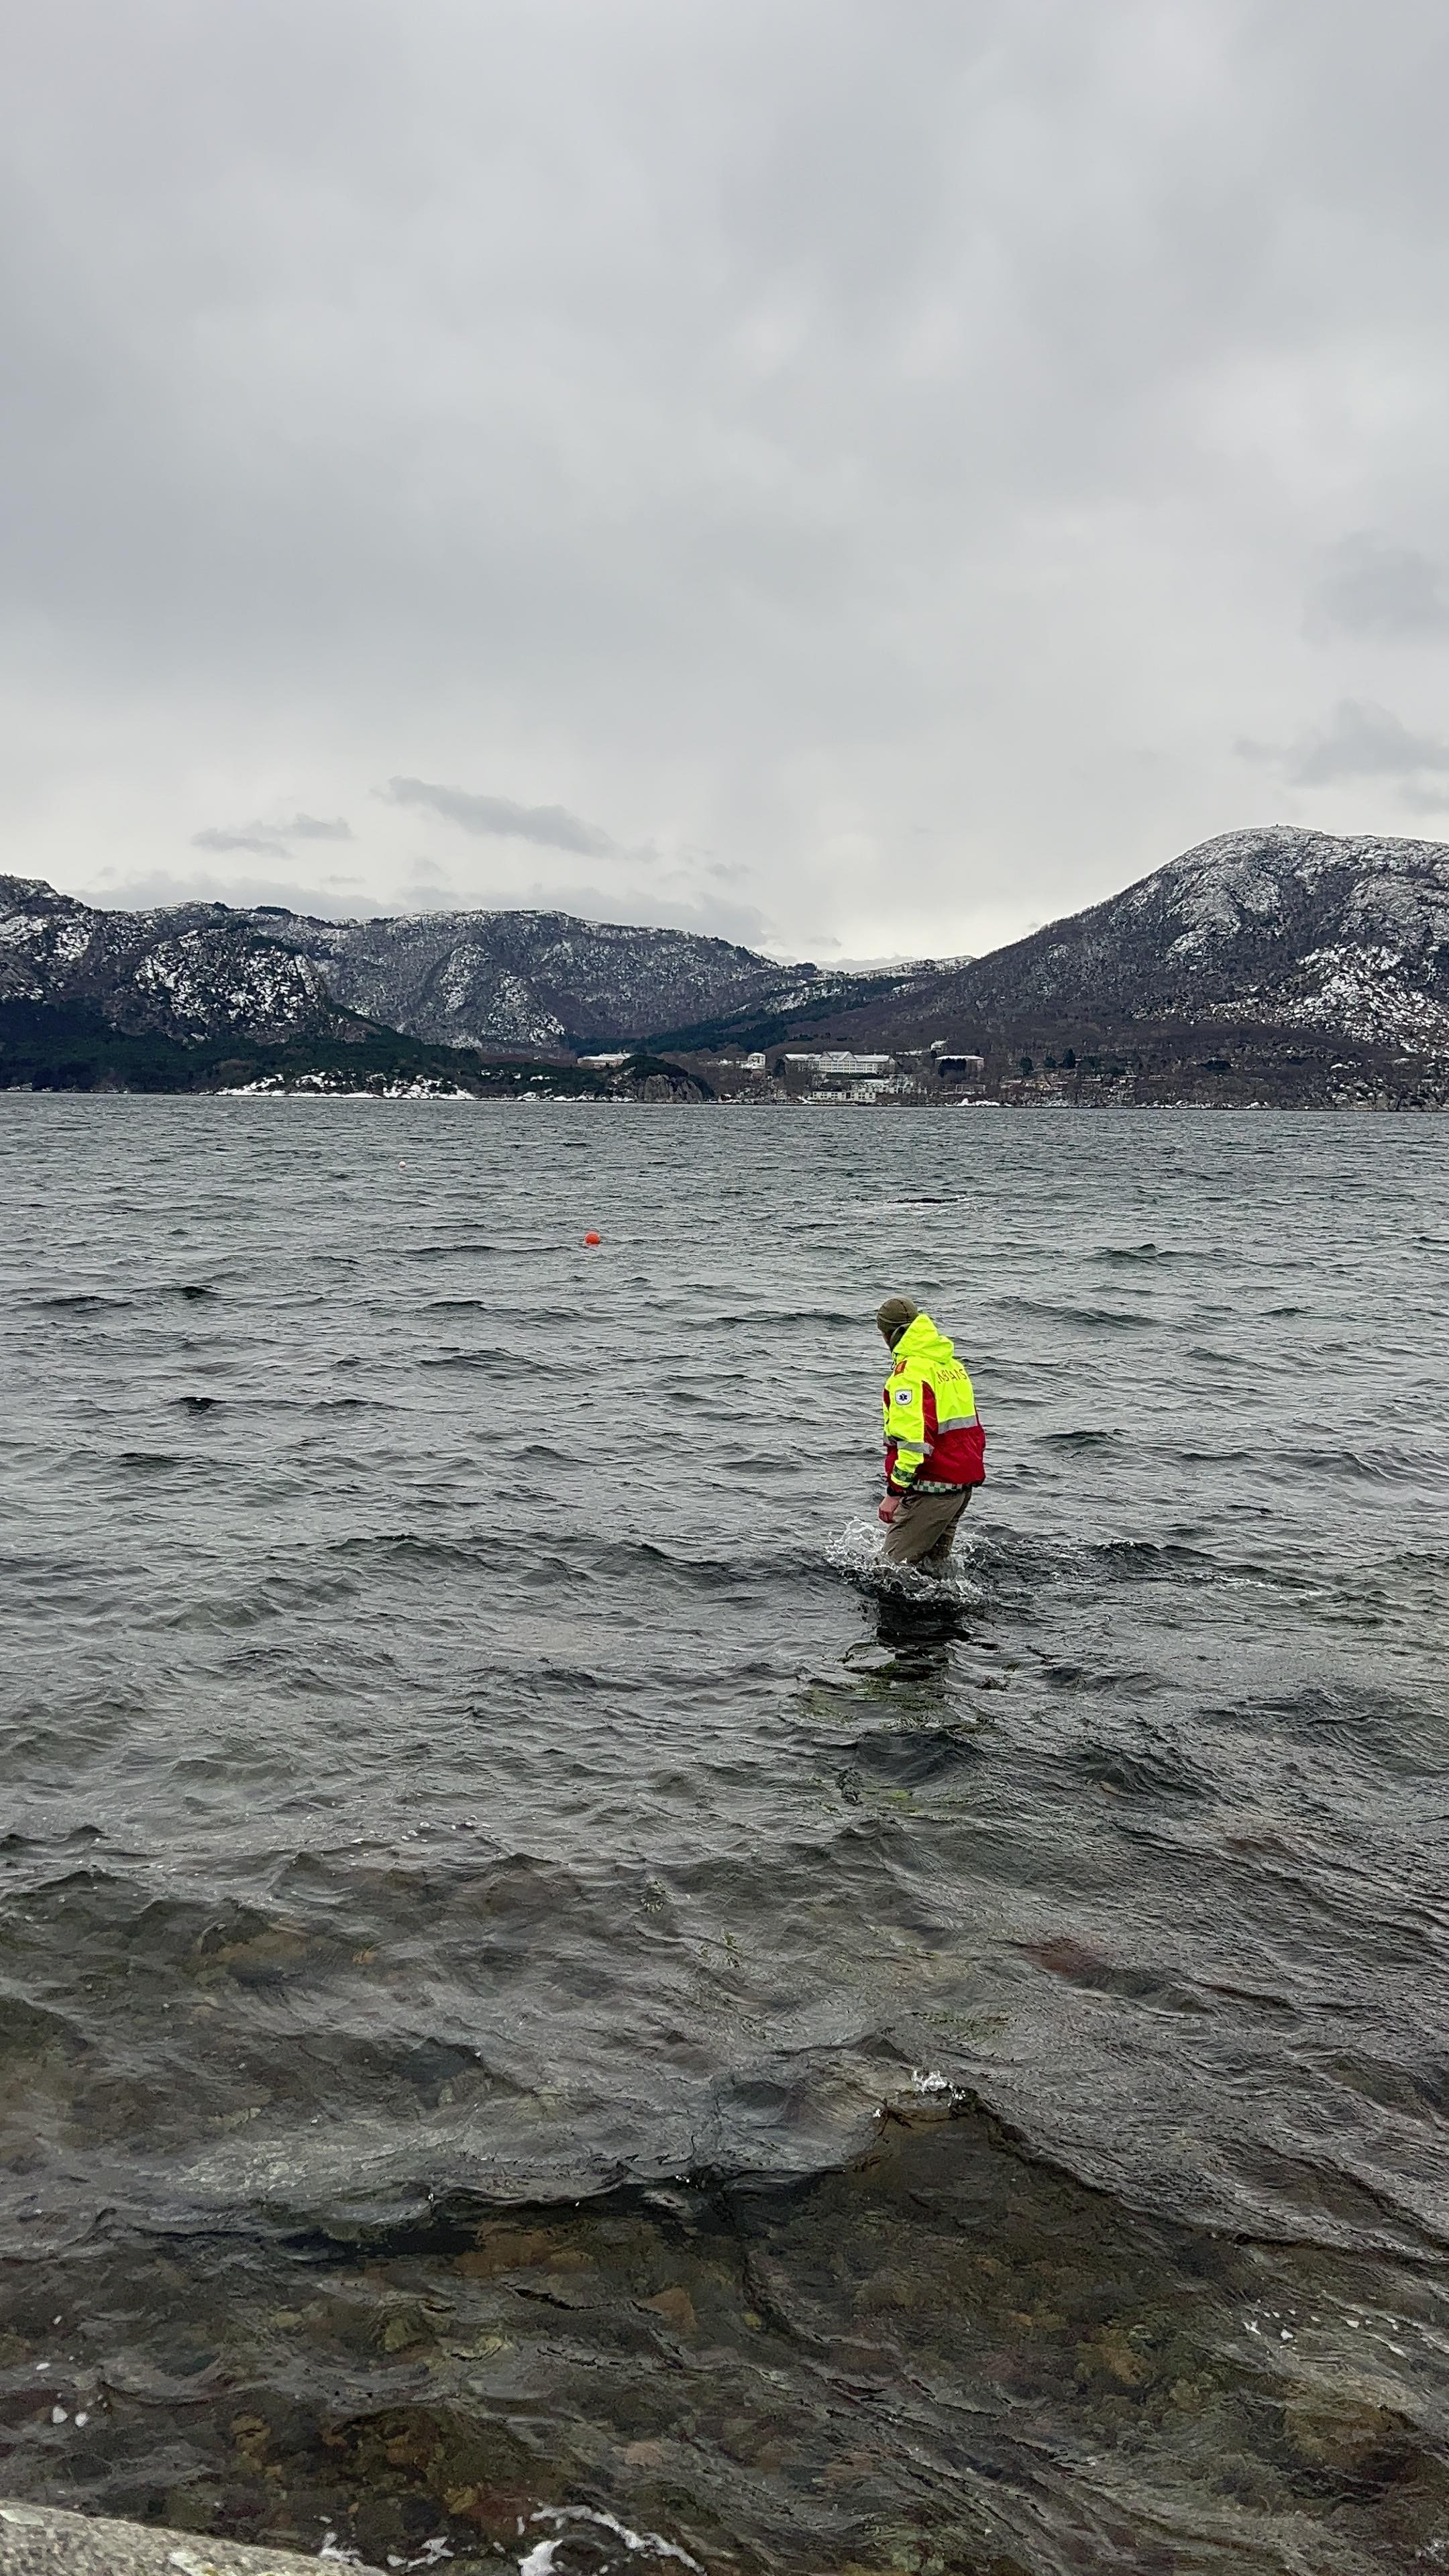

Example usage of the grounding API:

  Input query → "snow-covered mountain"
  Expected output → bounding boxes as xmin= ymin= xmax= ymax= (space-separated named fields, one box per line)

xmin=940 ymin=827 xmax=1449 ymax=1045
xmin=0 ymin=876 xmax=350 ymax=1046
xmin=784 ymin=827 xmax=1449 ymax=1057
xmin=273 ymin=907 xmax=798 ymax=1049
xmin=647 ymin=829 xmax=1449 ymax=1063
xmin=7 ymin=828 xmax=1449 ymax=1071
xmin=0 ymin=880 xmax=807 ymax=1053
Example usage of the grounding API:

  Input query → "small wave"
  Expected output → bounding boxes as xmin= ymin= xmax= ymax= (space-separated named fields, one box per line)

xmin=1241 ymin=1678 xmax=1438 ymax=1735
xmin=327 ymin=1529 xmax=506 ymax=1571
xmin=1091 ymin=1241 xmax=1188 ymax=1263
xmin=0 ymin=1993 xmax=91 ymax=2063
xmin=1071 ymin=1731 xmax=1211 ymax=1799
xmin=31 ymin=1293 xmax=131 ymax=1313
xmin=418 ymin=1350 xmax=514 ymax=1371
xmin=994 ymin=1295 xmax=1155 ymax=1328
xmin=1014 ymin=1932 xmax=1210 ymax=2013
xmin=842 ymin=1721 xmax=985 ymax=1786
xmin=1263 ymin=1442 xmax=1448 ymax=1486
xmin=402 ymin=1240 xmax=509 ymax=1259
xmin=1092 ymin=1536 xmax=1217 ymax=1575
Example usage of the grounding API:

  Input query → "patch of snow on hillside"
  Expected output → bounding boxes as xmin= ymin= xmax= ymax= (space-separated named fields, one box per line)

xmin=1343 ymin=874 xmax=1449 ymax=951
xmin=1214 ymin=943 xmax=1449 ymax=1046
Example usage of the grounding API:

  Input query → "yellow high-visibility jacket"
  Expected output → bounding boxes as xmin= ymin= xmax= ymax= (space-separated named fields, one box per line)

xmin=882 ymin=1312 xmax=986 ymax=1493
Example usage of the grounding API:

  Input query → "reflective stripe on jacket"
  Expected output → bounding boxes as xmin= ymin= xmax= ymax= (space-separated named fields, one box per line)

xmin=882 ymin=1312 xmax=986 ymax=1493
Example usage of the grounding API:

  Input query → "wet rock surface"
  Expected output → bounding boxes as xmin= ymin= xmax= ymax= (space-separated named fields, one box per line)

xmin=0 ymin=2500 xmax=386 ymax=2575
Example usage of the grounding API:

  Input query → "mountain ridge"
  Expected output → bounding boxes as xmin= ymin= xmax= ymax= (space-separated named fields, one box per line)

xmin=0 ymin=877 xmax=825 ymax=1055
xmin=645 ymin=826 xmax=1449 ymax=1061
xmin=5 ymin=827 xmax=1449 ymax=1084
xmin=930 ymin=825 xmax=1449 ymax=1046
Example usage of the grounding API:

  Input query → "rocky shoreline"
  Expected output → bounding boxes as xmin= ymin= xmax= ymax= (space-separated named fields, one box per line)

xmin=0 ymin=2501 xmax=385 ymax=2575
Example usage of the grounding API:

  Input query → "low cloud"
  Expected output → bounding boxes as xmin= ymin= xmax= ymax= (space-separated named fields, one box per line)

xmin=192 ymin=813 xmax=353 ymax=857
xmin=192 ymin=826 xmax=287 ymax=857
xmin=1394 ymin=782 xmax=1449 ymax=817
xmin=464 ymin=877 xmax=777 ymax=949
xmin=280 ymin=814 xmax=353 ymax=841
xmin=380 ymin=777 xmax=623 ymax=859
xmin=83 ymin=866 xmax=366 ymax=919
xmin=1309 ymin=535 xmax=1449 ymax=641
xmin=1238 ymin=698 xmax=1449 ymax=786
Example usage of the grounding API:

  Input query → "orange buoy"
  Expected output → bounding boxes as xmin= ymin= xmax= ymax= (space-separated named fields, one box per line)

xmin=584 ymin=1230 xmax=602 ymax=1246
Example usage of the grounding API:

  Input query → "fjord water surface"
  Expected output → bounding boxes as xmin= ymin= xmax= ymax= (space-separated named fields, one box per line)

xmin=2 ymin=1099 xmax=1448 ymax=2575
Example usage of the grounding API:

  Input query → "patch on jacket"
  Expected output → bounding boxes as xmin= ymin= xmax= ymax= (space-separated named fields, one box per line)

xmin=892 ymin=1386 xmax=913 ymax=1404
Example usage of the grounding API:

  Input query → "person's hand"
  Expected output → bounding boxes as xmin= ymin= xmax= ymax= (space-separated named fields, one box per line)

xmin=877 ymin=1495 xmax=900 ymax=1524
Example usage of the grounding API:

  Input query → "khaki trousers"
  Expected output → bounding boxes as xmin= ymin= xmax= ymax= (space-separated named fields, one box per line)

xmin=881 ymin=1485 xmax=971 ymax=1568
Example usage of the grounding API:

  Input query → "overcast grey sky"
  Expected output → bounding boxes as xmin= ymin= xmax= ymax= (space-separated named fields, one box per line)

xmin=4 ymin=0 xmax=1449 ymax=959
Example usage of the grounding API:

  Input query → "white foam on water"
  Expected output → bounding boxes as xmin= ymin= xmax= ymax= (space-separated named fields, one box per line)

xmin=518 ymin=2502 xmax=703 ymax=2573
xmin=824 ymin=1513 xmax=985 ymax=1607
xmin=317 ymin=2534 xmax=368 ymax=2567
xmin=823 ymin=1512 xmax=887 ymax=1578
xmin=517 ymin=2546 xmax=564 ymax=2576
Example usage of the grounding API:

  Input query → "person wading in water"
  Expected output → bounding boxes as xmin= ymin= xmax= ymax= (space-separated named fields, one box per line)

xmin=875 ymin=1296 xmax=986 ymax=1568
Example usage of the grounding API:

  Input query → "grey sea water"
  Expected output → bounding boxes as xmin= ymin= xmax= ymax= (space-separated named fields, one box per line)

xmin=2 ymin=1097 xmax=1448 ymax=2575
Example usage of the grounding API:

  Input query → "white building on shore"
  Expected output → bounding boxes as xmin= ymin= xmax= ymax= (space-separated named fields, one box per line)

xmin=784 ymin=1051 xmax=896 ymax=1079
